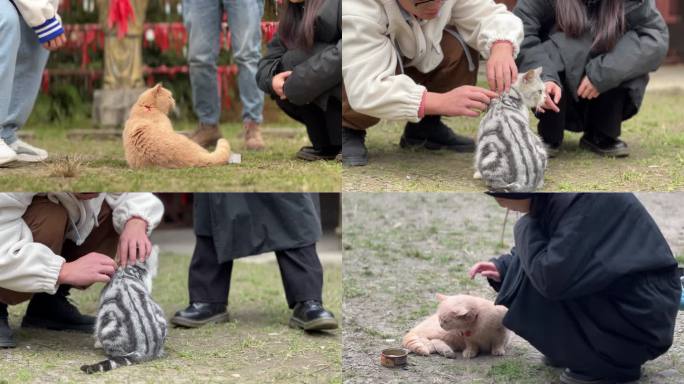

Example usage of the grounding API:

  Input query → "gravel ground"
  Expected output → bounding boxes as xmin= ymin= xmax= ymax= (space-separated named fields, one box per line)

xmin=342 ymin=193 xmax=684 ymax=384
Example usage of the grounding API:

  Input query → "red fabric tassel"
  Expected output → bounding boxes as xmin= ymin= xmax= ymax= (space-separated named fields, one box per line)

xmin=107 ymin=0 xmax=136 ymax=39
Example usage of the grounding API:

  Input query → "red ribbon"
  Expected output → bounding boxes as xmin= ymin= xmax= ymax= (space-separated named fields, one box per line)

xmin=107 ymin=0 xmax=136 ymax=39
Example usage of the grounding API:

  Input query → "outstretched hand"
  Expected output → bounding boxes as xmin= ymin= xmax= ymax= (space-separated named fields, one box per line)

xmin=117 ymin=217 xmax=151 ymax=267
xmin=468 ymin=261 xmax=501 ymax=282
xmin=538 ymin=81 xmax=561 ymax=113
xmin=58 ymin=252 xmax=117 ymax=287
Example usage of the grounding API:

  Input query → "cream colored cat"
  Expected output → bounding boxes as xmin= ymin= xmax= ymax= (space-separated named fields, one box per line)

xmin=123 ymin=84 xmax=230 ymax=169
xmin=402 ymin=294 xmax=511 ymax=359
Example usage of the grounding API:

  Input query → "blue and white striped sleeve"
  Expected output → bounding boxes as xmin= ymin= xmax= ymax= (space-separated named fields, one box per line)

xmin=32 ymin=16 xmax=64 ymax=43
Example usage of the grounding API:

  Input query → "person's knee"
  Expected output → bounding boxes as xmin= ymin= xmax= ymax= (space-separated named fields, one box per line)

xmin=24 ymin=201 xmax=68 ymax=250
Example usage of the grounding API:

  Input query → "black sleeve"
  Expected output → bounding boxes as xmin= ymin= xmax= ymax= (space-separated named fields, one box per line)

xmin=585 ymin=0 xmax=669 ymax=92
xmin=513 ymin=0 xmax=562 ymax=85
xmin=256 ymin=34 xmax=288 ymax=96
xmin=282 ymin=40 xmax=341 ymax=106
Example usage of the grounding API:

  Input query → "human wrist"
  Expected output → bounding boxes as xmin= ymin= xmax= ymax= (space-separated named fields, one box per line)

xmin=423 ymin=92 xmax=444 ymax=116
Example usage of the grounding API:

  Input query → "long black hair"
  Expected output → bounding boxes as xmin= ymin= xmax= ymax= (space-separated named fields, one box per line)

xmin=278 ymin=0 xmax=324 ymax=50
xmin=555 ymin=0 xmax=625 ymax=53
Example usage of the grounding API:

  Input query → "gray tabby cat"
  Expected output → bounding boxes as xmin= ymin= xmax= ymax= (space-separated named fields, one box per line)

xmin=81 ymin=246 xmax=167 ymax=374
xmin=474 ymin=67 xmax=548 ymax=192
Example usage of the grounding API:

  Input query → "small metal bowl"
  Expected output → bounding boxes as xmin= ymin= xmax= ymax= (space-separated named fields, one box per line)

xmin=380 ymin=348 xmax=408 ymax=368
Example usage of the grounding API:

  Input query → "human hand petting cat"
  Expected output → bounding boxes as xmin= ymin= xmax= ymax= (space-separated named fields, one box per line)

xmin=117 ymin=217 xmax=152 ymax=267
xmin=468 ymin=262 xmax=501 ymax=282
xmin=424 ymin=86 xmax=498 ymax=117
xmin=487 ymin=41 xmax=518 ymax=94
xmin=58 ymin=252 xmax=118 ymax=287
xmin=539 ymin=81 xmax=561 ymax=113
xmin=577 ymin=76 xmax=600 ymax=99
xmin=272 ymin=71 xmax=293 ymax=100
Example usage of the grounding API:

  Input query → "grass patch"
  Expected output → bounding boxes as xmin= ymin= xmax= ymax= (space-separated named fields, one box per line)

xmin=2 ymin=121 xmax=340 ymax=192
xmin=343 ymin=90 xmax=684 ymax=191
xmin=0 ymin=252 xmax=342 ymax=383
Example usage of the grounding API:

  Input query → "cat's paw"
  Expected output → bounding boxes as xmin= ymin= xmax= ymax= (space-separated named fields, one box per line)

xmin=473 ymin=171 xmax=482 ymax=179
xmin=462 ymin=348 xmax=479 ymax=359
xmin=491 ymin=347 xmax=506 ymax=356
xmin=409 ymin=344 xmax=431 ymax=356
xmin=434 ymin=345 xmax=456 ymax=358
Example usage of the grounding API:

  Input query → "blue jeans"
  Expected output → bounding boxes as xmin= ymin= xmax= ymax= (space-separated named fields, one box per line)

xmin=0 ymin=1 xmax=50 ymax=145
xmin=183 ymin=0 xmax=264 ymax=124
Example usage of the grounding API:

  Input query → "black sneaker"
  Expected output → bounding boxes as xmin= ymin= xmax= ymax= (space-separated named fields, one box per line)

xmin=400 ymin=116 xmax=475 ymax=152
xmin=22 ymin=291 xmax=95 ymax=332
xmin=579 ymin=134 xmax=629 ymax=158
xmin=289 ymin=300 xmax=338 ymax=331
xmin=541 ymin=355 xmax=563 ymax=368
xmin=296 ymin=146 xmax=340 ymax=161
xmin=170 ymin=302 xmax=229 ymax=328
xmin=560 ymin=368 xmax=641 ymax=384
xmin=0 ymin=304 xmax=16 ymax=348
xmin=341 ymin=127 xmax=368 ymax=166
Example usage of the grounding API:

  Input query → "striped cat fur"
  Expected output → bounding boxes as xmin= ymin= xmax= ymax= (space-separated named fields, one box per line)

xmin=81 ymin=246 xmax=167 ymax=374
xmin=474 ymin=67 xmax=548 ymax=192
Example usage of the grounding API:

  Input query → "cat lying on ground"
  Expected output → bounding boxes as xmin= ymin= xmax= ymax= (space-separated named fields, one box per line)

xmin=123 ymin=84 xmax=230 ymax=168
xmin=81 ymin=246 xmax=167 ymax=374
xmin=402 ymin=294 xmax=510 ymax=359
xmin=474 ymin=67 xmax=548 ymax=192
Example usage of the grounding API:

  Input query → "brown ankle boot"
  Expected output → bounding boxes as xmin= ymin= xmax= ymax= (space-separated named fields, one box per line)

xmin=189 ymin=122 xmax=223 ymax=149
xmin=244 ymin=120 xmax=265 ymax=150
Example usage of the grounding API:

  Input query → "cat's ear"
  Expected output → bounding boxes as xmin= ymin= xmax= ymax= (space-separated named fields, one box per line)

xmin=522 ymin=69 xmax=536 ymax=83
xmin=455 ymin=308 xmax=471 ymax=318
xmin=533 ymin=67 xmax=543 ymax=77
xmin=436 ymin=293 xmax=447 ymax=302
xmin=152 ymin=83 xmax=163 ymax=94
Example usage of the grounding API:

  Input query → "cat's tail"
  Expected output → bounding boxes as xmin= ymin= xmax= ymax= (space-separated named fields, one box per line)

xmin=80 ymin=356 xmax=136 ymax=374
xmin=402 ymin=331 xmax=432 ymax=356
xmin=202 ymin=138 xmax=231 ymax=165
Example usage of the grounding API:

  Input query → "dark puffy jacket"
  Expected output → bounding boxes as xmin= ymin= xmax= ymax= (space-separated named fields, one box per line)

xmin=490 ymin=193 xmax=679 ymax=381
xmin=514 ymin=0 xmax=668 ymax=119
xmin=256 ymin=0 xmax=341 ymax=110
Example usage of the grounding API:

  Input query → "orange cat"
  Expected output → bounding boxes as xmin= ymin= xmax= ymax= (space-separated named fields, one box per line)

xmin=123 ymin=84 xmax=230 ymax=169
xmin=402 ymin=294 xmax=511 ymax=359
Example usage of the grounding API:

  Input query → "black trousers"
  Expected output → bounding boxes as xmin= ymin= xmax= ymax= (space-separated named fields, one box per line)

xmin=275 ymin=97 xmax=341 ymax=152
xmin=537 ymin=84 xmax=628 ymax=146
xmin=188 ymin=236 xmax=324 ymax=309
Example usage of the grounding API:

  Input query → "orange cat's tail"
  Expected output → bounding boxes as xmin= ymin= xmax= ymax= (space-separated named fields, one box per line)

xmin=201 ymin=138 xmax=231 ymax=165
xmin=402 ymin=331 xmax=432 ymax=356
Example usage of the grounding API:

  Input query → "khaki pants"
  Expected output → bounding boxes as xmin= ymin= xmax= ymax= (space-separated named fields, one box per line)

xmin=342 ymin=31 xmax=479 ymax=130
xmin=0 ymin=196 xmax=118 ymax=305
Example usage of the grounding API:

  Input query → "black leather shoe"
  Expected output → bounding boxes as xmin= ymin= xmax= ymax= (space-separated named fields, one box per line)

xmin=342 ymin=127 xmax=368 ymax=166
xmin=560 ymin=369 xmax=613 ymax=384
xmin=579 ymin=134 xmax=629 ymax=157
xmin=170 ymin=302 xmax=229 ymax=328
xmin=0 ymin=304 xmax=16 ymax=348
xmin=289 ymin=300 xmax=338 ymax=331
xmin=400 ymin=116 xmax=475 ymax=152
xmin=22 ymin=291 xmax=94 ymax=332
xmin=296 ymin=146 xmax=340 ymax=161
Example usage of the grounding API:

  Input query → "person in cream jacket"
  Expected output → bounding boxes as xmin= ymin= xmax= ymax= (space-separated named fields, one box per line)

xmin=0 ymin=193 xmax=164 ymax=348
xmin=341 ymin=0 xmax=524 ymax=166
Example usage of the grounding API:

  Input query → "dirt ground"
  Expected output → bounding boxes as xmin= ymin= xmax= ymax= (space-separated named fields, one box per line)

xmin=341 ymin=193 xmax=684 ymax=384
xmin=0 ymin=253 xmax=342 ymax=384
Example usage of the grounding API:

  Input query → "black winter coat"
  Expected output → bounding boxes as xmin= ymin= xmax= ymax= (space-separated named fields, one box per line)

xmin=514 ymin=0 xmax=668 ymax=120
xmin=193 ymin=193 xmax=322 ymax=263
xmin=490 ymin=193 xmax=679 ymax=380
xmin=256 ymin=0 xmax=341 ymax=110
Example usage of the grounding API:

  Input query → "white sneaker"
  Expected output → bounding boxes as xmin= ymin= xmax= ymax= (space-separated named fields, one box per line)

xmin=0 ymin=140 xmax=18 ymax=166
xmin=9 ymin=139 xmax=48 ymax=162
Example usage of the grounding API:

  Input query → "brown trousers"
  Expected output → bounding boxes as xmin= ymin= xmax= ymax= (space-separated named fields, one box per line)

xmin=0 ymin=196 xmax=118 ymax=305
xmin=342 ymin=31 xmax=479 ymax=130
